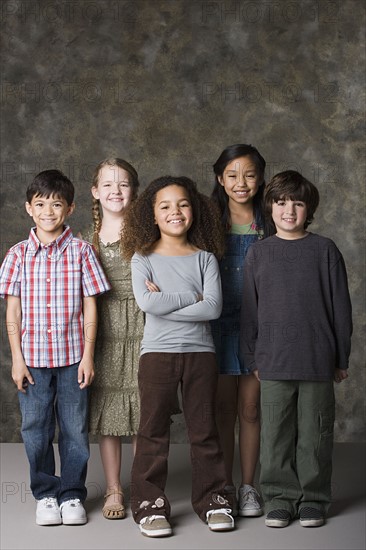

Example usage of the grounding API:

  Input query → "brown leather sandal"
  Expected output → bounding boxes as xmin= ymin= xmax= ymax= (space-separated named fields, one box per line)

xmin=102 ymin=490 xmax=125 ymax=520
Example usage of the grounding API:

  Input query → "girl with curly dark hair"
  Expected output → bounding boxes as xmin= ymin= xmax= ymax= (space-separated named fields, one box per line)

xmin=122 ymin=175 xmax=224 ymax=260
xmin=121 ymin=176 xmax=235 ymax=538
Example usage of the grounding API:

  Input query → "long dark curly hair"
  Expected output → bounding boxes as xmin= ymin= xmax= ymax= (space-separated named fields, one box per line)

xmin=211 ymin=143 xmax=266 ymax=232
xmin=121 ymin=175 xmax=225 ymax=260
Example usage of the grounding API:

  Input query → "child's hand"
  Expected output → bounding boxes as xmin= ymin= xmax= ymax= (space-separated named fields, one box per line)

xmin=196 ymin=293 xmax=203 ymax=302
xmin=78 ymin=357 xmax=95 ymax=389
xmin=12 ymin=360 xmax=34 ymax=393
xmin=145 ymin=279 xmax=160 ymax=292
xmin=334 ymin=368 xmax=348 ymax=383
xmin=253 ymin=369 xmax=260 ymax=381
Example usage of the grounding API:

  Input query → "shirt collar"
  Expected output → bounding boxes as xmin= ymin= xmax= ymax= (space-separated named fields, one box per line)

xmin=28 ymin=225 xmax=73 ymax=255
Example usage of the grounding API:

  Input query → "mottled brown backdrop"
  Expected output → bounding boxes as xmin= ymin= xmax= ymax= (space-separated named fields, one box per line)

xmin=0 ymin=0 xmax=365 ymax=442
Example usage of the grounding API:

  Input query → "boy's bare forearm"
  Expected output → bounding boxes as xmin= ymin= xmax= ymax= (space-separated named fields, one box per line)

xmin=6 ymin=295 xmax=22 ymax=358
xmin=6 ymin=296 xmax=34 ymax=392
xmin=82 ymin=296 xmax=97 ymax=358
xmin=78 ymin=296 xmax=97 ymax=388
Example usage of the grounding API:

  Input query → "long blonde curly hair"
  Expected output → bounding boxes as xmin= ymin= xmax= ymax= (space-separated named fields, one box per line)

xmin=121 ymin=175 xmax=225 ymax=260
xmin=91 ymin=157 xmax=139 ymax=254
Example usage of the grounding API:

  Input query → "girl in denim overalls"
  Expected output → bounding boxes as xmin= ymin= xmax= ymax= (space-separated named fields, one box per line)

xmin=211 ymin=144 xmax=268 ymax=518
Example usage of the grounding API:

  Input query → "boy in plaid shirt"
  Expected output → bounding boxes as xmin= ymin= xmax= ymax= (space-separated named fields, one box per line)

xmin=0 ymin=170 xmax=111 ymax=526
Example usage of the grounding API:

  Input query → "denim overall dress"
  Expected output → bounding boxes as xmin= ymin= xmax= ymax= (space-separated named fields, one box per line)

xmin=211 ymin=232 xmax=261 ymax=375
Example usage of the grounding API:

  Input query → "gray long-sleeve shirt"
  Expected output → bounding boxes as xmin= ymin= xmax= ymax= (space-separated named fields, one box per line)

xmin=240 ymin=233 xmax=353 ymax=381
xmin=131 ymin=250 xmax=222 ymax=354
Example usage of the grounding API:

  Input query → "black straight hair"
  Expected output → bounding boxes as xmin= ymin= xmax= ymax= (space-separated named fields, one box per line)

xmin=211 ymin=144 xmax=266 ymax=231
xmin=26 ymin=169 xmax=74 ymax=205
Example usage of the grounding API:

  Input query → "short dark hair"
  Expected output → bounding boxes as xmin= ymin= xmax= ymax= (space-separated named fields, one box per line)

xmin=26 ymin=170 xmax=74 ymax=205
xmin=264 ymin=170 xmax=320 ymax=230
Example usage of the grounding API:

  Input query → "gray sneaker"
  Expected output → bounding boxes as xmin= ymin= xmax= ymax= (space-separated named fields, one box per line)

xmin=238 ymin=485 xmax=263 ymax=517
xmin=139 ymin=515 xmax=172 ymax=537
xmin=299 ymin=507 xmax=325 ymax=527
xmin=207 ymin=508 xmax=235 ymax=531
xmin=265 ymin=509 xmax=291 ymax=528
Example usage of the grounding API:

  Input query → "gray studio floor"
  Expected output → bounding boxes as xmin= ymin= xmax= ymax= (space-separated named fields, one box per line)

xmin=0 ymin=442 xmax=365 ymax=550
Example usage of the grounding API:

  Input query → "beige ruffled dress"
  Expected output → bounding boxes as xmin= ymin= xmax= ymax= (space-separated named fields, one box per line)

xmin=82 ymin=229 xmax=144 ymax=436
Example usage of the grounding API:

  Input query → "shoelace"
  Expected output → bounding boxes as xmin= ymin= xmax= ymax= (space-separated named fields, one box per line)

xmin=206 ymin=508 xmax=232 ymax=519
xmin=141 ymin=515 xmax=166 ymax=525
xmin=246 ymin=489 xmax=259 ymax=503
xmin=61 ymin=498 xmax=81 ymax=508
xmin=41 ymin=497 xmax=58 ymax=508
xmin=240 ymin=487 xmax=261 ymax=507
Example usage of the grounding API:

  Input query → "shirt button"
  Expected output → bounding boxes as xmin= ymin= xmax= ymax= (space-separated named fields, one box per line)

xmin=47 ymin=329 xmax=52 ymax=333
xmin=46 ymin=278 xmax=51 ymax=282
xmin=48 ymin=255 xmax=52 ymax=259
xmin=47 ymin=304 xmax=51 ymax=308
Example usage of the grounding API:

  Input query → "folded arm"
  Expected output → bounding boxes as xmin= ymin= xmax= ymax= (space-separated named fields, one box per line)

xmin=158 ymin=254 xmax=222 ymax=322
xmin=132 ymin=255 xmax=198 ymax=315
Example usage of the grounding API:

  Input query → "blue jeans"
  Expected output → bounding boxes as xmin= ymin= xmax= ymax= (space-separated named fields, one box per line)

xmin=18 ymin=363 xmax=89 ymax=503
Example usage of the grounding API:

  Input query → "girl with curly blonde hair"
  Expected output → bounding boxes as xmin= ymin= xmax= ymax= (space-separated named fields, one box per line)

xmin=80 ymin=157 xmax=144 ymax=521
xmin=121 ymin=175 xmax=235 ymax=538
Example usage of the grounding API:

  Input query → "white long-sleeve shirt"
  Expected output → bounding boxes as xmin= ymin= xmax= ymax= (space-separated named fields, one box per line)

xmin=131 ymin=250 xmax=222 ymax=354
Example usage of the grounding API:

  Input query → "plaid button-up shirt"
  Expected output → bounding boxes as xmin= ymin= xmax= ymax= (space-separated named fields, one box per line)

xmin=0 ymin=225 xmax=111 ymax=368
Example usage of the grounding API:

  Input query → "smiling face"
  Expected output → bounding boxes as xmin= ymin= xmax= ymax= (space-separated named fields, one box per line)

xmin=271 ymin=198 xmax=308 ymax=239
xmin=92 ymin=164 xmax=132 ymax=215
xmin=25 ymin=193 xmax=74 ymax=243
xmin=153 ymin=184 xmax=193 ymax=240
xmin=219 ymin=155 xmax=263 ymax=208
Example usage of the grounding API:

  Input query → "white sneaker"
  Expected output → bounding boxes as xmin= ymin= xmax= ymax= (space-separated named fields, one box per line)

xmin=206 ymin=508 xmax=234 ymax=531
xmin=36 ymin=497 xmax=62 ymax=526
xmin=238 ymin=485 xmax=263 ymax=517
xmin=60 ymin=499 xmax=87 ymax=525
xmin=139 ymin=515 xmax=172 ymax=537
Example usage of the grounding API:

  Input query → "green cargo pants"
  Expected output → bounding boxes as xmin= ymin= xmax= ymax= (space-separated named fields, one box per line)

xmin=260 ymin=380 xmax=335 ymax=518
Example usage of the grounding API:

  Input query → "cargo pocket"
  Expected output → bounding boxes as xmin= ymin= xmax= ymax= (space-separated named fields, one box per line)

xmin=317 ymin=410 xmax=335 ymax=462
